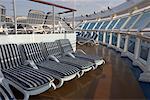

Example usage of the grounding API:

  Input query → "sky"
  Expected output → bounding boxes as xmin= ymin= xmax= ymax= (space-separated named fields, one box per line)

xmin=0 ymin=0 xmax=126 ymax=17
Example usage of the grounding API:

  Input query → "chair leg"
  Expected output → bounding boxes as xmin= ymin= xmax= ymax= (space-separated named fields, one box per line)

xmin=23 ymin=92 xmax=29 ymax=100
xmin=2 ymin=80 xmax=15 ymax=100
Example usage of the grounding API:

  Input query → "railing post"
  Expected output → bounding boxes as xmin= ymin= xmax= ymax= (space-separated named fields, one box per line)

xmin=103 ymin=32 xmax=106 ymax=44
xmin=117 ymin=33 xmax=121 ymax=48
xmin=121 ymin=34 xmax=129 ymax=57
xmin=109 ymin=32 xmax=112 ymax=46
xmin=133 ymin=37 xmax=141 ymax=66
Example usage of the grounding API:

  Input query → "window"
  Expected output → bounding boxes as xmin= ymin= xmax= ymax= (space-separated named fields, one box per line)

xmin=123 ymin=14 xmax=140 ymax=29
xmin=105 ymin=32 xmax=110 ymax=44
xmin=99 ymin=32 xmax=103 ymax=42
xmin=94 ymin=21 xmax=103 ymax=29
xmin=145 ymin=22 xmax=150 ymax=28
xmin=120 ymin=34 xmax=126 ymax=49
xmin=132 ymin=11 xmax=150 ymax=29
xmin=114 ymin=17 xmax=128 ymax=29
xmin=112 ymin=33 xmax=118 ymax=46
xmin=108 ymin=19 xmax=118 ymax=29
xmin=101 ymin=21 xmax=110 ymax=29
xmin=82 ymin=22 xmax=90 ymax=29
xmin=128 ymin=35 xmax=136 ymax=54
xmin=140 ymin=40 xmax=149 ymax=61
xmin=88 ymin=22 xmax=96 ymax=29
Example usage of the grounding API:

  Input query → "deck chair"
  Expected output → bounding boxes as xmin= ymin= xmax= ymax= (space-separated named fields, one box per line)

xmin=56 ymin=39 xmax=105 ymax=69
xmin=78 ymin=32 xmax=98 ymax=45
xmin=43 ymin=42 xmax=94 ymax=76
xmin=0 ymin=83 xmax=13 ymax=100
xmin=0 ymin=44 xmax=55 ymax=100
xmin=21 ymin=43 xmax=80 ymax=88
xmin=0 ymin=69 xmax=14 ymax=100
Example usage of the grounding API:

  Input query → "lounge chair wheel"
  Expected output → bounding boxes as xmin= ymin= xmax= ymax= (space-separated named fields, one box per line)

xmin=79 ymin=71 xmax=84 ymax=77
xmin=56 ymin=79 xmax=64 ymax=88
xmin=51 ymin=82 xmax=56 ymax=90
xmin=77 ymin=72 xmax=81 ymax=78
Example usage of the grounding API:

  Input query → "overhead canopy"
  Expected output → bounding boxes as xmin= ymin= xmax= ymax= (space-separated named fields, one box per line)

xmin=29 ymin=0 xmax=76 ymax=14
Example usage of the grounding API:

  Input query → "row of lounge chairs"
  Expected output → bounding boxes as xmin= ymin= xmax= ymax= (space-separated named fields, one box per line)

xmin=0 ymin=39 xmax=105 ymax=100
xmin=76 ymin=32 xmax=98 ymax=45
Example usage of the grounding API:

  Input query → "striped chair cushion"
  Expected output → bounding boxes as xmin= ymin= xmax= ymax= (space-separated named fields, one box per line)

xmin=57 ymin=39 xmax=73 ymax=53
xmin=2 ymin=66 xmax=54 ymax=90
xmin=44 ymin=42 xmax=62 ymax=58
xmin=58 ymin=56 xmax=94 ymax=69
xmin=37 ymin=60 xmax=80 ymax=77
xmin=0 ymin=44 xmax=22 ymax=70
xmin=22 ymin=43 xmax=45 ymax=63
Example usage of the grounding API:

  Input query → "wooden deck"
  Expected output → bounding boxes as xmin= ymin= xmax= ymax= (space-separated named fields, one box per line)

xmin=14 ymin=44 xmax=145 ymax=100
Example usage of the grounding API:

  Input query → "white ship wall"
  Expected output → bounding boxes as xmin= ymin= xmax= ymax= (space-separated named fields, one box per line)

xmin=0 ymin=33 xmax=76 ymax=50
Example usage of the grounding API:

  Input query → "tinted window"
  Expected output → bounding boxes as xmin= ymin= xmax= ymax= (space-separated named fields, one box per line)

xmin=114 ymin=17 xmax=128 ymax=29
xmin=123 ymin=14 xmax=140 ymax=29
xmin=132 ymin=11 xmax=150 ymax=29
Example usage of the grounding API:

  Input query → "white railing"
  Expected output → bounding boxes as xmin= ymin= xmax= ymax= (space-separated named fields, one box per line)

xmin=77 ymin=29 xmax=150 ymax=73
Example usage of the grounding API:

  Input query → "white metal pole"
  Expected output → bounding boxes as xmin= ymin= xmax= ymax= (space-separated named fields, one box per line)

xmin=52 ymin=6 xmax=55 ymax=33
xmin=13 ymin=0 xmax=17 ymax=34
xmin=72 ymin=11 xmax=75 ymax=32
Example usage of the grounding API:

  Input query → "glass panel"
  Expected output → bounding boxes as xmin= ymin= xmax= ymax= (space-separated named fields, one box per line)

xmin=120 ymin=34 xmax=126 ymax=49
xmin=82 ymin=22 xmax=90 ymax=29
xmin=145 ymin=22 xmax=150 ymax=28
xmin=140 ymin=40 xmax=149 ymax=61
xmin=128 ymin=35 xmax=136 ymax=54
xmin=108 ymin=19 xmax=118 ymax=29
xmin=105 ymin=32 xmax=110 ymax=43
xmin=101 ymin=21 xmax=110 ymax=29
xmin=112 ymin=33 xmax=118 ymax=46
xmin=114 ymin=17 xmax=128 ymax=29
xmin=78 ymin=24 xmax=83 ymax=28
xmin=123 ymin=14 xmax=140 ymax=29
xmin=94 ymin=22 xmax=103 ymax=29
xmin=88 ymin=22 xmax=96 ymax=29
xmin=132 ymin=11 xmax=150 ymax=29
xmin=99 ymin=32 xmax=103 ymax=42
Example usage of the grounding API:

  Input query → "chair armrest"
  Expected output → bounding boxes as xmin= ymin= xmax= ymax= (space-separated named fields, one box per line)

xmin=76 ymin=49 xmax=86 ymax=55
xmin=47 ymin=55 xmax=60 ymax=63
xmin=0 ymin=70 xmax=4 ymax=84
xmin=24 ymin=60 xmax=38 ymax=69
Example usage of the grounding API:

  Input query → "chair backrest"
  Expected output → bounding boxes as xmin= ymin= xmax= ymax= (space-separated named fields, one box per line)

xmin=21 ymin=43 xmax=45 ymax=63
xmin=44 ymin=42 xmax=62 ymax=58
xmin=56 ymin=39 xmax=73 ymax=54
xmin=0 ymin=44 xmax=22 ymax=70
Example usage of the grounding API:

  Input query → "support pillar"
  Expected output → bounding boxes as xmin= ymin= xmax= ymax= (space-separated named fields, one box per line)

xmin=13 ymin=0 xmax=17 ymax=34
